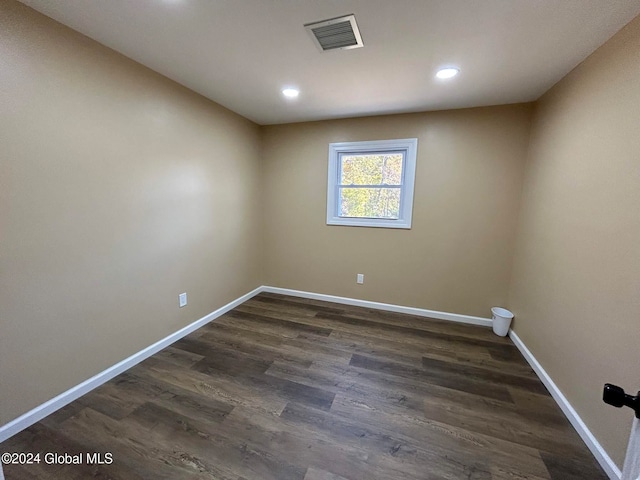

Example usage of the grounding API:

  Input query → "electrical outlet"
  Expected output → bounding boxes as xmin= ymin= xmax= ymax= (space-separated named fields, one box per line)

xmin=356 ymin=274 xmax=364 ymax=284
xmin=179 ymin=292 xmax=187 ymax=308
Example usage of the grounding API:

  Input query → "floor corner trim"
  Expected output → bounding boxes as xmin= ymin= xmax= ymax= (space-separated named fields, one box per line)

xmin=0 ymin=286 xmax=263 ymax=444
xmin=261 ymin=286 xmax=493 ymax=327
xmin=508 ymin=329 xmax=622 ymax=480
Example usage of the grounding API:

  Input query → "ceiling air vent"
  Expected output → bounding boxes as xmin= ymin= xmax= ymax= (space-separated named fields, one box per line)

xmin=304 ymin=14 xmax=363 ymax=51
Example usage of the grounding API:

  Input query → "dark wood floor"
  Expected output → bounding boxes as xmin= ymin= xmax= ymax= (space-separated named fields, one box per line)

xmin=2 ymin=293 xmax=607 ymax=479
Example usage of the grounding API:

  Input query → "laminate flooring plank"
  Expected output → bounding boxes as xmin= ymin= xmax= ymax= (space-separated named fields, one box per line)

xmin=218 ymin=406 xmax=429 ymax=480
xmin=196 ymin=327 xmax=349 ymax=367
xmin=71 ymin=370 xmax=169 ymax=420
xmin=421 ymin=355 xmax=548 ymax=394
xmin=130 ymin=373 xmax=236 ymax=426
xmin=266 ymin=357 xmax=523 ymax=421
xmin=1 ymin=464 xmax=52 ymax=480
xmin=226 ymin=308 xmax=333 ymax=336
xmin=255 ymin=293 xmax=496 ymax=342
xmin=508 ymin=388 xmax=576 ymax=428
xmin=325 ymin=322 xmax=495 ymax=358
xmin=238 ymin=302 xmax=505 ymax=356
xmin=59 ymin=407 xmax=247 ymax=480
xmin=288 ymin=330 xmax=424 ymax=368
xmin=36 ymin=400 xmax=86 ymax=429
xmin=137 ymin=355 xmax=289 ymax=415
xmin=350 ymin=353 xmax=515 ymax=402
xmin=0 ymin=422 xmax=101 ymax=480
xmin=128 ymin=401 xmax=306 ymax=480
xmin=315 ymin=310 xmax=512 ymax=349
xmin=243 ymin=302 xmax=520 ymax=363
xmin=540 ymin=451 xmax=608 ymax=480
xmin=423 ymin=391 xmax=590 ymax=457
xmin=209 ymin=406 xmax=380 ymax=480
xmin=281 ymin=335 xmax=359 ymax=364
xmin=488 ymin=345 xmax=527 ymax=362
xmin=253 ymin=294 xmax=497 ymax=343
xmin=200 ymin=321 xmax=287 ymax=347
xmin=280 ymin=401 xmax=492 ymax=480
xmin=329 ymin=393 xmax=552 ymax=479
xmin=176 ymin=337 xmax=274 ymax=377
xmin=420 ymin=345 xmax=535 ymax=377
xmin=114 ymin=369 xmax=236 ymax=422
xmin=265 ymin=360 xmax=426 ymax=415
xmin=248 ymin=295 xmax=346 ymax=315
xmin=256 ymin=293 xmax=349 ymax=312
xmin=323 ymin=326 xmax=535 ymax=377
xmin=153 ymin=345 xmax=205 ymax=368
xmin=51 ymin=407 xmax=194 ymax=480
xmin=489 ymin=466 xmax=550 ymax=480
xmin=214 ymin=314 xmax=303 ymax=340
xmin=193 ymin=359 xmax=336 ymax=411
xmin=303 ymin=467 xmax=354 ymax=480
xmin=316 ymin=302 xmax=503 ymax=340
xmin=328 ymin=327 xmax=494 ymax=359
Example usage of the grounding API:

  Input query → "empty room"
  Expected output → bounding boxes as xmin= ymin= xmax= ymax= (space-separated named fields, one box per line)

xmin=1 ymin=0 xmax=640 ymax=479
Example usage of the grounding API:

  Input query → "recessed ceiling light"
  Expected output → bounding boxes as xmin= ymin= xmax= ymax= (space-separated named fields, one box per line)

xmin=436 ymin=67 xmax=460 ymax=79
xmin=282 ymin=88 xmax=300 ymax=98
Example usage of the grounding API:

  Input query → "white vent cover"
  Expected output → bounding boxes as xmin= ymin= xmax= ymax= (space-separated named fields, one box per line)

xmin=304 ymin=14 xmax=363 ymax=51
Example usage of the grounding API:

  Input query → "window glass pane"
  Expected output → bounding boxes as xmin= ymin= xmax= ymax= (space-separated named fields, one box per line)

xmin=339 ymin=187 xmax=401 ymax=219
xmin=340 ymin=153 xmax=403 ymax=186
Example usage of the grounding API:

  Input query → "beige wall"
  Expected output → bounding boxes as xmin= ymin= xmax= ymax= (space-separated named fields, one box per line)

xmin=262 ymin=105 xmax=533 ymax=317
xmin=509 ymin=14 xmax=640 ymax=467
xmin=0 ymin=0 xmax=263 ymax=425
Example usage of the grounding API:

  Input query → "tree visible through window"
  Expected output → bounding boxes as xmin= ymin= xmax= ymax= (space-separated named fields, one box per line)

xmin=327 ymin=139 xmax=418 ymax=229
xmin=339 ymin=153 xmax=403 ymax=218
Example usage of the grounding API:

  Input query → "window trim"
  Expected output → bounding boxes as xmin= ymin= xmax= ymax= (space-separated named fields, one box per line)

xmin=326 ymin=138 xmax=418 ymax=229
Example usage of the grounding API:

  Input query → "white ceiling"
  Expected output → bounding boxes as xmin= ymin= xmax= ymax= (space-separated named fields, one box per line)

xmin=19 ymin=0 xmax=640 ymax=125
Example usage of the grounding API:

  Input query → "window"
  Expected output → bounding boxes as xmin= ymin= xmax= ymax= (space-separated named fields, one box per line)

xmin=326 ymin=138 xmax=418 ymax=229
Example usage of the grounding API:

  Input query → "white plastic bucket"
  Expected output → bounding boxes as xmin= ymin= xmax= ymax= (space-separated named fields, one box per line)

xmin=491 ymin=307 xmax=514 ymax=337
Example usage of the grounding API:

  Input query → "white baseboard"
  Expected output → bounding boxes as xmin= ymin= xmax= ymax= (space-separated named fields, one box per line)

xmin=509 ymin=329 xmax=621 ymax=480
xmin=0 ymin=286 xmax=263 ymax=444
xmin=261 ymin=286 xmax=493 ymax=327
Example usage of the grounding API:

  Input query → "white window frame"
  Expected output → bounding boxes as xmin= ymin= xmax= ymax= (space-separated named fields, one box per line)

xmin=326 ymin=138 xmax=418 ymax=229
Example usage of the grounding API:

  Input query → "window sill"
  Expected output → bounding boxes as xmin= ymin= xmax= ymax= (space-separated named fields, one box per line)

xmin=326 ymin=218 xmax=412 ymax=229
